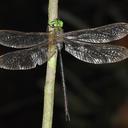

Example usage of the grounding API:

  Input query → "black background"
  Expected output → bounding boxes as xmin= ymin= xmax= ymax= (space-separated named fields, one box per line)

xmin=0 ymin=0 xmax=128 ymax=128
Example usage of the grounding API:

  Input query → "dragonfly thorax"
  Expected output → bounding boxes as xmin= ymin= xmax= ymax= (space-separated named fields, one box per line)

xmin=48 ymin=26 xmax=64 ymax=51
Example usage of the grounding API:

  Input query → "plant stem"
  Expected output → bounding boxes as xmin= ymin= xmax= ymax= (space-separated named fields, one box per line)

xmin=42 ymin=0 xmax=58 ymax=128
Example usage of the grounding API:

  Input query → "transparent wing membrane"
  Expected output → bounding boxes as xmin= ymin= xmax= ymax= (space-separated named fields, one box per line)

xmin=64 ymin=22 xmax=128 ymax=44
xmin=0 ymin=30 xmax=49 ymax=48
xmin=0 ymin=44 xmax=56 ymax=70
xmin=64 ymin=39 xmax=128 ymax=64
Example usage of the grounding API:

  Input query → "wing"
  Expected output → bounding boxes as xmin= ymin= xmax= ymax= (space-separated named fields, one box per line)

xmin=0 ymin=43 xmax=56 ymax=70
xmin=64 ymin=39 xmax=128 ymax=64
xmin=64 ymin=22 xmax=128 ymax=44
xmin=0 ymin=30 xmax=49 ymax=48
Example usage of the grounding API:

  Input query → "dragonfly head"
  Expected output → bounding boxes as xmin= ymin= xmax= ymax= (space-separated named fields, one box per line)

xmin=48 ymin=19 xmax=63 ymax=29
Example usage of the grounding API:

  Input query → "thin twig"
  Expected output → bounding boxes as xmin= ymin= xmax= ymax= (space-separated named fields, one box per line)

xmin=42 ymin=0 xmax=58 ymax=128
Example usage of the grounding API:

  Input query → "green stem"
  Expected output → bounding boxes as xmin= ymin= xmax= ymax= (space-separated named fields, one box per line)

xmin=42 ymin=0 xmax=58 ymax=128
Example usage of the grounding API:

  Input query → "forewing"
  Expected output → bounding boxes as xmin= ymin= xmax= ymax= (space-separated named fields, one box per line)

xmin=0 ymin=43 xmax=56 ymax=70
xmin=64 ymin=39 xmax=128 ymax=64
xmin=0 ymin=30 xmax=49 ymax=48
xmin=64 ymin=22 xmax=128 ymax=44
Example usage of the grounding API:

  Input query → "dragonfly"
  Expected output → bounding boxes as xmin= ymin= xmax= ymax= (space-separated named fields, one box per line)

xmin=0 ymin=19 xmax=128 ymax=121
xmin=0 ymin=20 xmax=128 ymax=70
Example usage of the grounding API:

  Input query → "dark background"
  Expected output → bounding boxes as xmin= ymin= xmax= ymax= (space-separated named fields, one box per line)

xmin=0 ymin=0 xmax=128 ymax=128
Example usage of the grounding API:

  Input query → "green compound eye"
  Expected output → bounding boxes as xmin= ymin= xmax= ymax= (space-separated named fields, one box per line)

xmin=48 ymin=19 xmax=63 ymax=28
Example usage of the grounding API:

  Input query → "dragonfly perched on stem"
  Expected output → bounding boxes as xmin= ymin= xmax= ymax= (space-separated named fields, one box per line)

xmin=0 ymin=19 xmax=128 ymax=121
